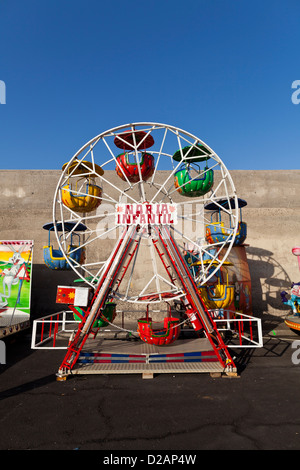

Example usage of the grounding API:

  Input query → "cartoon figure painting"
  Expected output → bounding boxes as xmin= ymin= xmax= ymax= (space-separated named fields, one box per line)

xmin=281 ymin=283 xmax=300 ymax=315
xmin=0 ymin=241 xmax=33 ymax=322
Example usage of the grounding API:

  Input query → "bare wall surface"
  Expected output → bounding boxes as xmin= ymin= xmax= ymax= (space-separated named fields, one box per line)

xmin=0 ymin=169 xmax=299 ymax=320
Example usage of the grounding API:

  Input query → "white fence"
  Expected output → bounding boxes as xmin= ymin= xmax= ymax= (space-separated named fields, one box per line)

xmin=31 ymin=309 xmax=263 ymax=350
xmin=212 ymin=309 xmax=263 ymax=348
xmin=31 ymin=310 xmax=77 ymax=349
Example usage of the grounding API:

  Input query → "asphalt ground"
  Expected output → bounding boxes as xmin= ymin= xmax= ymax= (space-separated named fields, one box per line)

xmin=0 ymin=321 xmax=300 ymax=455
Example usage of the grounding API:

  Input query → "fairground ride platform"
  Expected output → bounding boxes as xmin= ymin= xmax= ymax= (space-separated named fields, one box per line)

xmin=67 ymin=337 xmax=234 ymax=379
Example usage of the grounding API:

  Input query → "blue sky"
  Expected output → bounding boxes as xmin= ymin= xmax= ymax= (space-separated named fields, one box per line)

xmin=0 ymin=0 xmax=299 ymax=170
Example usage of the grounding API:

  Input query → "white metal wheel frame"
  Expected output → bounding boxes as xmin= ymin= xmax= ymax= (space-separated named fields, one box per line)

xmin=52 ymin=122 xmax=239 ymax=304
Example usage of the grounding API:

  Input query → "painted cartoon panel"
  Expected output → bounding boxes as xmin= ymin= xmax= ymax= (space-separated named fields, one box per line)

xmin=0 ymin=241 xmax=33 ymax=328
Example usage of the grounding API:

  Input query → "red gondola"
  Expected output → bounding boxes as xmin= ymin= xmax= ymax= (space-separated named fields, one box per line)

xmin=137 ymin=304 xmax=181 ymax=346
xmin=116 ymin=152 xmax=155 ymax=183
xmin=114 ymin=130 xmax=154 ymax=150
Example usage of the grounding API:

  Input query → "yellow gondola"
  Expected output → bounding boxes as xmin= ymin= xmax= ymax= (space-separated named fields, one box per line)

xmin=196 ymin=260 xmax=235 ymax=310
xmin=198 ymin=283 xmax=235 ymax=310
xmin=61 ymin=160 xmax=104 ymax=213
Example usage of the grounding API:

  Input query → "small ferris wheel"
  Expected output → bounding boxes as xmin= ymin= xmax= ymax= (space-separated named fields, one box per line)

xmin=52 ymin=122 xmax=239 ymax=304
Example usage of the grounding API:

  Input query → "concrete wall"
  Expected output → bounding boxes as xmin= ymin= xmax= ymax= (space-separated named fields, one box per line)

xmin=230 ymin=170 xmax=300 ymax=319
xmin=1 ymin=169 xmax=299 ymax=321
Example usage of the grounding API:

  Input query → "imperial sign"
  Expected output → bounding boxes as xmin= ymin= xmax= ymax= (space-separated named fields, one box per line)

xmin=115 ymin=203 xmax=178 ymax=225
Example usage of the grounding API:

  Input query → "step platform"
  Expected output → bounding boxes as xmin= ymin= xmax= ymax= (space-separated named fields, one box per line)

xmin=69 ymin=337 xmax=230 ymax=378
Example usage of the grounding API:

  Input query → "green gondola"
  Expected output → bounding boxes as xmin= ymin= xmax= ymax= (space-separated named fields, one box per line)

xmin=174 ymin=162 xmax=214 ymax=197
xmin=172 ymin=144 xmax=211 ymax=162
xmin=173 ymin=145 xmax=214 ymax=197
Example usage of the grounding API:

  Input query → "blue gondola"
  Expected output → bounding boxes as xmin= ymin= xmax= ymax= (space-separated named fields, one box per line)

xmin=43 ymin=221 xmax=87 ymax=270
xmin=205 ymin=198 xmax=247 ymax=246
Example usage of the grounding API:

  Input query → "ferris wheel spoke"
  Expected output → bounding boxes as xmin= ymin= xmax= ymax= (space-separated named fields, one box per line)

xmin=100 ymin=173 xmax=140 ymax=205
xmin=130 ymin=129 xmax=147 ymax=202
xmin=135 ymin=275 xmax=157 ymax=301
xmin=149 ymin=158 xmax=182 ymax=203
xmin=149 ymin=127 xmax=168 ymax=185
xmin=98 ymin=193 xmax=119 ymax=204
xmin=70 ymin=224 xmax=118 ymax=256
xmin=149 ymin=238 xmax=164 ymax=302
xmin=209 ymin=173 xmax=234 ymax=203
xmin=102 ymin=137 xmax=134 ymax=189
xmin=122 ymin=231 xmax=143 ymax=299
xmin=149 ymin=131 xmax=188 ymax=202
xmin=170 ymin=224 xmax=231 ymax=283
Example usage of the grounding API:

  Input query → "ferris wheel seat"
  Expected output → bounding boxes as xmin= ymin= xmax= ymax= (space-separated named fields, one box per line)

xmin=62 ymin=159 xmax=104 ymax=176
xmin=205 ymin=221 xmax=247 ymax=246
xmin=115 ymin=152 xmax=155 ymax=183
xmin=137 ymin=316 xmax=181 ymax=346
xmin=94 ymin=302 xmax=117 ymax=328
xmin=114 ymin=130 xmax=155 ymax=150
xmin=174 ymin=166 xmax=214 ymax=197
xmin=172 ymin=144 xmax=211 ymax=162
xmin=73 ymin=302 xmax=117 ymax=328
xmin=43 ymin=245 xmax=85 ymax=270
xmin=198 ymin=284 xmax=235 ymax=310
xmin=61 ymin=183 xmax=102 ymax=213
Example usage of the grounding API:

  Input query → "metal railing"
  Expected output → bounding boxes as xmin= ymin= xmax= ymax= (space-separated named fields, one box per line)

xmin=212 ymin=309 xmax=263 ymax=348
xmin=31 ymin=310 xmax=78 ymax=349
xmin=31 ymin=308 xmax=263 ymax=350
